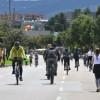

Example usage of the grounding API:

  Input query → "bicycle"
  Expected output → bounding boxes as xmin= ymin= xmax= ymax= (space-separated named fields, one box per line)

xmin=88 ymin=60 xmax=93 ymax=72
xmin=64 ymin=62 xmax=70 ymax=75
xmin=15 ymin=60 xmax=20 ymax=85
xmin=75 ymin=60 xmax=79 ymax=71
xmin=47 ymin=63 xmax=55 ymax=84
xmin=49 ymin=63 xmax=55 ymax=84
xmin=29 ymin=56 xmax=33 ymax=66
xmin=35 ymin=58 xmax=38 ymax=67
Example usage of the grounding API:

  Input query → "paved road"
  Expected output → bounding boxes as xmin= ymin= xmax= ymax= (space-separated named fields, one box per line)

xmin=0 ymin=55 xmax=100 ymax=100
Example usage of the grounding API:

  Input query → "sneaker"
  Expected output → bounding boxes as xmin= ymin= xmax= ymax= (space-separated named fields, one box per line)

xmin=96 ymin=89 xmax=100 ymax=92
xmin=12 ymin=70 xmax=15 ymax=74
xmin=19 ymin=76 xmax=23 ymax=81
xmin=69 ymin=67 xmax=71 ymax=70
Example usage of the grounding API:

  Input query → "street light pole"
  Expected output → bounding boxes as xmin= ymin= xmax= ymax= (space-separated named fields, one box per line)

xmin=9 ymin=0 xmax=11 ymax=19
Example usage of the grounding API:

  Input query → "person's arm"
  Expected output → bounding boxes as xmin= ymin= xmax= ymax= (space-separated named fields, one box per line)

xmin=57 ymin=50 xmax=60 ymax=61
xmin=21 ymin=46 xmax=26 ymax=59
xmin=9 ymin=47 xmax=14 ymax=60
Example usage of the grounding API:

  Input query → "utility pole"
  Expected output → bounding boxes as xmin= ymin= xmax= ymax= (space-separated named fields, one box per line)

xmin=9 ymin=0 xmax=11 ymax=20
xmin=8 ymin=0 xmax=12 ymax=29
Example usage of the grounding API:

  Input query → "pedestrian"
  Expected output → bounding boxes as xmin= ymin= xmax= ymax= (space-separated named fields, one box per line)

xmin=0 ymin=47 xmax=4 ymax=67
xmin=93 ymin=48 xmax=100 ymax=92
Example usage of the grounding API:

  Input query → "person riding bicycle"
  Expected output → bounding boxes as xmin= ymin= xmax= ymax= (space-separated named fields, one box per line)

xmin=87 ymin=48 xmax=94 ymax=67
xmin=62 ymin=48 xmax=71 ymax=70
xmin=44 ymin=43 xmax=60 ymax=76
xmin=9 ymin=41 xmax=26 ymax=81
xmin=29 ymin=49 xmax=33 ymax=66
xmin=73 ymin=48 xmax=80 ymax=68
xmin=34 ymin=51 xmax=39 ymax=67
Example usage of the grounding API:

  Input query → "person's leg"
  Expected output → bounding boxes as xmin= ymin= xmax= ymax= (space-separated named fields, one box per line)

xmin=12 ymin=59 xmax=15 ymax=74
xmin=94 ymin=74 xmax=100 ymax=92
xmin=64 ymin=60 xmax=66 ymax=70
xmin=66 ymin=57 xmax=70 ymax=70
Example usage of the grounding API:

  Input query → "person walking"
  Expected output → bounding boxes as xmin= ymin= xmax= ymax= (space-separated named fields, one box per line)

xmin=93 ymin=48 xmax=100 ymax=92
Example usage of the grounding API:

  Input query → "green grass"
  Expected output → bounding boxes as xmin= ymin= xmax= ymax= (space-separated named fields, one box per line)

xmin=5 ymin=60 xmax=12 ymax=65
xmin=5 ymin=59 xmax=30 ymax=66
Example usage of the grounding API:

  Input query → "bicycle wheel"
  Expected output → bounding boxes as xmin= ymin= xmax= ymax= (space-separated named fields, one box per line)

xmin=50 ymin=64 xmax=55 ymax=84
xmin=50 ymin=75 xmax=54 ymax=84
xmin=89 ymin=61 xmax=92 ymax=72
xmin=15 ymin=64 xmax=19 ymax=85
xmin=65 ymin=63 xmax=69 ymax=75
xmin=15 ymin=70 xmax=19 ymax=85
xmin=76 ymin=61 xmax=79 ymax=71
xmin=16 ymin=75 xmax=19 ymax=85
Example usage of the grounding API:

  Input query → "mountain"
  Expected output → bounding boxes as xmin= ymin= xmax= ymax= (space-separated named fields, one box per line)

xmin=0 ymin=0 xmax=100 ymax=18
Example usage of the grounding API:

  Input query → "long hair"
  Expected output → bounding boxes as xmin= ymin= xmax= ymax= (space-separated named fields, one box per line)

xmin=95 ymin=48 xmax=100 ymax=60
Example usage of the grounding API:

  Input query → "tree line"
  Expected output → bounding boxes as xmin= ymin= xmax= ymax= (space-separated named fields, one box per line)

xmin=0 ymin=7 xmax=100 ymax=54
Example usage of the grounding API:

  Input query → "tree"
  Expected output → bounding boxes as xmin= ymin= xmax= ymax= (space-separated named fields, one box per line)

xmin=83 ymin=8 xmax=91 ymax=15
xmin=71 ymin=14 xmax=95 ymax=47
xmin=96 ymin=6 xmax=100 ymax=17
xmin=45 ymin=13 xmax=68 ymax=32
xmin=94 ymin=15 xmax=100 ymax=46
xmin=73 ymin=9 xmax=82 ymax=19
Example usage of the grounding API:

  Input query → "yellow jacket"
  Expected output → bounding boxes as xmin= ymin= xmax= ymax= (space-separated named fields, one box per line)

xmin=9 ymin=46 xmax=26 ymax=59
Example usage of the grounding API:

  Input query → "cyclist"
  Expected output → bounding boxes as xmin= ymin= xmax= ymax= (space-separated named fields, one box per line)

xmin=9 ymin=41 xmax=26 ymax=81
xmin=44 ymin=43 xmax=60 ymax=76
xmin=87 ymin=48 xmax=94 ymax=67
xmin=93 ymin=48 xmax=100 ymax=92
xmin=34 ymin=51 xmax=39 ymax=67
xmin=62 ymin=48 xmax=71 ymax=70
xmin=29 ymin=49 xmax=33 ymax=66
xmin=73 ymin=48 xmax=80 ymax=68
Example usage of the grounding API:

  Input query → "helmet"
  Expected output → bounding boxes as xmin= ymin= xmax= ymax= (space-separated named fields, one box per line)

xmin=14 ymin=41 xmax=20 ymax=47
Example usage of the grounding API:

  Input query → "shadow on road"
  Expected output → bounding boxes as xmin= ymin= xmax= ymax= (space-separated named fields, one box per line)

xmin=40 ymin=78 xmax=49 ymax=80
xmin=41 ymin=83 xmax=56 ymax=85
xmin=7 ymin=83 xmax=22 ymax=86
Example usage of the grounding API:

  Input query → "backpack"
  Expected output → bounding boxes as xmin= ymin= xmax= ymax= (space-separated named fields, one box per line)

xmin=47 ymin=49 xmax=57 ymax=59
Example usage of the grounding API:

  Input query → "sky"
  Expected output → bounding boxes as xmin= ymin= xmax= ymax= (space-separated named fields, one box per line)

xmin=0 ymin=0 xmax=100 ymax=18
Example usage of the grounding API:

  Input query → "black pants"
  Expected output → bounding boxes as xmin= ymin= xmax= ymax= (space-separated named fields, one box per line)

xmin=12 ymin=58 xmax=23 ymax=76
xmin=75 ymin=58 xmax=79 ymax=66
xmin=93 ymin=64 xmax=100 ymax=79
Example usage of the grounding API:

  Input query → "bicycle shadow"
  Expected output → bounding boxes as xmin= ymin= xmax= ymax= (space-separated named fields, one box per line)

xmin=7 ymin=83 xmax=22 ymax=86
xmin=41 ymin=83 xmax=56 ymax=86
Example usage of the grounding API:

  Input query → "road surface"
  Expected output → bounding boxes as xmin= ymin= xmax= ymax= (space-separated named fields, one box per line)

xmin=0 ymin=55 xmax=100 ymax=100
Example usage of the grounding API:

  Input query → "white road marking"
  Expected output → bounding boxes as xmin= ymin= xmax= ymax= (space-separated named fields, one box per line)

xmin=64 ymin=71 xmax=66 ymax=75
xmin=56 ymin=96 xmax=62 ymax=100
xmin=59 ymin=87 xmax=63 ymax=92
xmin=61 ymin=81 xmax=64 ymax=84
xmin=62 ymin=76 xmax=65 ymax=80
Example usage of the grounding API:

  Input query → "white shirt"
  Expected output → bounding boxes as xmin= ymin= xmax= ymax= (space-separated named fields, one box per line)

xmin=87 ymin=50 xmax=93 ymax=56
xmin=93 ymin=54 xmax=100 ymax=64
